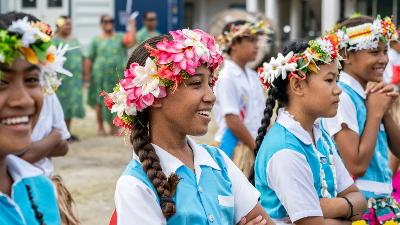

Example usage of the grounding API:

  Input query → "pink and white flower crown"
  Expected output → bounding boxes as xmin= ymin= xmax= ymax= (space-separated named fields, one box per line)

xmin=102 ymin=28 xmax=223 ymax=129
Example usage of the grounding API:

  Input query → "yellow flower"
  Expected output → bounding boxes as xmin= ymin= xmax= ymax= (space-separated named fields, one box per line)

xmin=352 ymin=220 xmax=367 ymax=225
xmin=21 ymin=47 xmax=38 ymax=64
xmin=383 ymin=221 xmax=398 ymax=225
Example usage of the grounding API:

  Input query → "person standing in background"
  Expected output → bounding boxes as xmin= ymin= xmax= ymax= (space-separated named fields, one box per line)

xmin=136 ymin=11 xmax=160 ymax=45
xmin=53 ymin=15 xmax=85 ymax=142
xmin=84 ymin=14 xmax=136 ymax=135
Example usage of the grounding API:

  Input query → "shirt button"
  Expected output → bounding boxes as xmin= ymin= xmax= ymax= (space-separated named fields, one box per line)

xmin=208 ymin=214 xmax=215 ymax=222
xmin=198 ymin=186 xmax=203 ymax=193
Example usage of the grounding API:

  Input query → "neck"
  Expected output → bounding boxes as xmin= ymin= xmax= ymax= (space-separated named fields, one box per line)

xmin=343 ymin=68 xmax=367 ymax=89
xmin=103 ymin=30 xmax=114 ymax=37
xmin=230 ymin=55 xmax=247 ymax=70
xmin=0 ymin=155 xmax=12 ymax=196
xmin=286 ymin=104 xmax=316 ymax=138
xmin=150 ymin=118 xmax=189 ymax=155
xmin=57 ymin=33 xmax=69 ymax=39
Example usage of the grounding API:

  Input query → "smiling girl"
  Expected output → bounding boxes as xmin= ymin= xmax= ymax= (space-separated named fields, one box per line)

xmin=104 ymin=29 xmax=275 ymax=225
xmin=323 ymin=15 xmax=400 ymax=224
xmin=0 ymin=12 xmax=71 ymax=225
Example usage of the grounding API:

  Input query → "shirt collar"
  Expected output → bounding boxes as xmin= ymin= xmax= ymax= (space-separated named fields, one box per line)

xmin=339 ymin=71 xmax=366 ymax=99
xmin=133 ymin=137 xmax=221 ymax=177
xmin=276 ymin=108 xmax=322 ymax=145
xmin=6 ymin=155 xmax=43 ymax=183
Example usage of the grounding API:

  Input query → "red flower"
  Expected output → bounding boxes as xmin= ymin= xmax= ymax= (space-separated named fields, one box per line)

xmin=113 ymin=116 xmax=132 ymax=129
xmin=100 ymin=91 xmax=114 ymax=110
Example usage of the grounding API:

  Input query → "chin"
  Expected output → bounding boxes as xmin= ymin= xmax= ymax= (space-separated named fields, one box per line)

xmin=323 ymin=108 xmax=338 ymax=118
xmin=187 ymin=127 xmax=209 ymax=137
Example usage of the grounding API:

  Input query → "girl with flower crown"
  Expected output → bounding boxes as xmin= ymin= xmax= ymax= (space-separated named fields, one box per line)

xmin=322 ymin=15 xmax=400 ymax=225
xmin=0 ymin=12 xmax=72 ymax=224
xmin=253 ymin=35 xmax=367 ymax=225
xmin=103 ymin=29 xmax=275 ymax=225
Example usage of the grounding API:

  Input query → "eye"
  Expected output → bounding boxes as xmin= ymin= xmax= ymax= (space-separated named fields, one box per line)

xmin=25 ymin=75 xmax=40 ymax=87
xmin=0 ymin=79 xmax=9 ymax=89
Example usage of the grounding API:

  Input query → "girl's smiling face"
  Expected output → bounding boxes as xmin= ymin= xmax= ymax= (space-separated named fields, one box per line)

xmin=151 ymin=65 xmax=216 ymax=136
xmin=0 ymin=58 xmax=43 ymax=155
xmin=345 ymin=41 xmax=389 ymax=86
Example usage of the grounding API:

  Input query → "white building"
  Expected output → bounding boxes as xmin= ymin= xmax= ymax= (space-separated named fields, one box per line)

xmin=0 ymin=0 xmax=114 ymax=49
xmin=1 ymin=0 xmax=398 ymax=48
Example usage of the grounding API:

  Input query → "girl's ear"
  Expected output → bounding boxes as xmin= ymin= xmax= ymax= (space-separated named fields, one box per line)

xmin=151 ymin=97 xmax=163 ymax=108
xmin=288 ymin=77 xmax=306 ymax=97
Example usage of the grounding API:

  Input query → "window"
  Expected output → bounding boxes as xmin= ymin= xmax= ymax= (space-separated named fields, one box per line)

xmin=48 ymin=0 xmax=62 ymax=7
xmin=22 ymin=0 xmax=36 ymax=8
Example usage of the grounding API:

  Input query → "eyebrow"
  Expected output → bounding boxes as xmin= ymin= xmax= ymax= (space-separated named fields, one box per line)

xmin=0 ymin=65 xmax=40 ymax=73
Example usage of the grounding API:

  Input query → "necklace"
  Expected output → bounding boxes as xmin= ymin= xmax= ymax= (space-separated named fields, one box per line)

xmin=283 ymin=110 xmax=337 ymax=198
xmin=25 ymin=184 xmax=46 ymax=225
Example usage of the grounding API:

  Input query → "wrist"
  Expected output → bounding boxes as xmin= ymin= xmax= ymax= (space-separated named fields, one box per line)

xmin=340 ymin=196 xmax=354 ymax=220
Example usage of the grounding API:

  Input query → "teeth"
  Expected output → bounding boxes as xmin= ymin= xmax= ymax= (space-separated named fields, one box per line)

xmin=0 ymin=116 xmax=29 ymax=125
xmin=198 ymin=111 xmax=210 ymax=117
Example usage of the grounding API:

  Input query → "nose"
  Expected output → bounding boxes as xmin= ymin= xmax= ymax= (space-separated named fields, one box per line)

xmin=203 ymin=84 xmax=216 ymax=105
xmin=378 ymin=51 xmax=389 ymax=65
xmin=7 ymin=80 xmax=35 ymax=110
xmin=333 ymin=82 xmax=342 ymax=96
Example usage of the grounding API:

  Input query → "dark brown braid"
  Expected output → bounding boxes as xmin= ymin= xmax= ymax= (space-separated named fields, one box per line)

xmin=128 ymin=35 xmax=179 ymax=218
xmin=249 ymin=41 xmax=309 ymax=184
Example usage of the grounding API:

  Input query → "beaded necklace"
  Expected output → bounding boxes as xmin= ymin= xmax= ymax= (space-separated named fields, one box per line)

xmin=283 ymin=110 xmax=337 ymax=198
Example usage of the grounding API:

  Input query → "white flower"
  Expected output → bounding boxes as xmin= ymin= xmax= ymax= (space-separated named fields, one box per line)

xmin=132 ymin=57 xmax=162 ymax=96
xmin=42 ymin=43 xmax=73 ymax=77
xmin=316 ymin=38 xmax=333 ymax=60
xmin=8 ymin=17 xmax=40 ymax=47
xmin=182 ymin=29 xmax=210 ymax=59
xmin=260 ymin=51 xmax=297 ymax=85
xmin=0 ymin=52 xmax=4 ymax=63
xmin=110 ymin=85 xmax=137 ymax=117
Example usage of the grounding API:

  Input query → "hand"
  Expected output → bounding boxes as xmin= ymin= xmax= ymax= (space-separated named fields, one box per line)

xmin=128 ymin=18 xmax=137 ymax=31
xmin=239 ymin=215 xmax=268 ymax=225
xmin=366 ymin=86 xmax=394 ymax=119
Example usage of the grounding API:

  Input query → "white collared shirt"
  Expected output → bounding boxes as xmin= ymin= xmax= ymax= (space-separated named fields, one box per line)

xmin=214 ymin=59 xmax=265 ymax=142
xmin=114 ymin=137 xmax=260 ymax=225
xmin=323 ymin=71 xmax=364 ymax=136
xmin=266 ymin=109 xmax=353 ymax=223
xmin=31 ymin=94 xmax=70 ymax=177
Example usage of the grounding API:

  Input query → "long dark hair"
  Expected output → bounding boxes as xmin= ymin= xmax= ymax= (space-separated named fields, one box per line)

xmin=127 ymin=35 xmax=180 ymax=219
xmin=249 ymin=41 xmax=309 ymax=183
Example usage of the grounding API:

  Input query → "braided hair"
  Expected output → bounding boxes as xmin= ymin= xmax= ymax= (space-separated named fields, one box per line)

xmin=128 ymin=35 xmax=180 ymax=219
xmin=249 ymin=41 xmax=309 ymax=183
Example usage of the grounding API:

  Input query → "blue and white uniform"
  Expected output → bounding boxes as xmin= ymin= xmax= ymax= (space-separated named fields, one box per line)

xmin=255 ymin=109 xmax=353 ymax=224
xmin=0 ymin=155 xmax=61 ymax=225
xmin=323 ymin=71 xmax=392 ymax=200
xmin=114 ymin=137 xmax=260 ymax=225
xmin=214 ymin=59 xmax=265 ymax=157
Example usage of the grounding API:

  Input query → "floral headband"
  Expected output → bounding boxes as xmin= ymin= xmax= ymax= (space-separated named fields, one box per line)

xmin=0 ymin=17 xmax=72 ymax=94
xmin=257 ymin=33 xmax=340 ymax=89
xmin=102 ymin=28 xmax=223 ymax=129
xmin=218 ymin=20 xmax=271 ymax=52
xmin=337 ymin=15 xmax=397 ymax=51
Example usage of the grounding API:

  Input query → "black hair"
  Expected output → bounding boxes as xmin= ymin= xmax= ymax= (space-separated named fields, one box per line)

xmin=249 ymin=40 xmax=309 ymax=183
xmin=100 ymin=14 xmax=113 ymax=23
xmin=222 ymin=20 xmax=252 ymax=55
xmin=0 ymin=11 xmax=39 ymax=30
xmin=143 ymin=11 xmax=157 ymax=20
xmin=127 ymin=34 xmax=179 ymax=219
